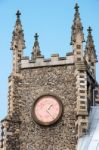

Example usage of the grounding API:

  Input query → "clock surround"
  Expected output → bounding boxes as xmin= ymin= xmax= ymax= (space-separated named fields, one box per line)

xmin=32 ymin=94 xmax=63 ymax=126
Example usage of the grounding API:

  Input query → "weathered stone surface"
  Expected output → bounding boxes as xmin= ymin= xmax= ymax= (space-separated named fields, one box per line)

xmin=16 ymin=65 xmax=77 ymax=150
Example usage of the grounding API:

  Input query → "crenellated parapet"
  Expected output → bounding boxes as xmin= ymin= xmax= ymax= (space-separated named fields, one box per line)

xmin=21 ymin=53 xmax=74 ymax=69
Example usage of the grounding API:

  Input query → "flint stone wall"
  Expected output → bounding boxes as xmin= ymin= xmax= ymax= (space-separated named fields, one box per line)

xmin=18 ymin=65 xmax=77 ymax=150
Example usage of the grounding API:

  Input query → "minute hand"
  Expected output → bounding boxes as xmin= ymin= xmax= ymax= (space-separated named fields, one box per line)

xmin=48 ymin=104 xmax=53 ymax=110
xmin=46 ymin=110 xmax=54 ymax=119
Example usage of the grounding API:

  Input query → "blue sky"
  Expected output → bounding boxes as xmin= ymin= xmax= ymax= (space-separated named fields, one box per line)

xmin=0 ymin=0 xmax=99 ymax=120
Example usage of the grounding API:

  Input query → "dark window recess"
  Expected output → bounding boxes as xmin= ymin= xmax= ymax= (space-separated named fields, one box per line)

xmin=77 ymin=45 xmax=81 ymax=49
xmin=15 ymin=45 xmax=18 ymax=48
xmin=82 ymin=116 xmax=86 ymax=119
xmin=80 ymin=90 xmax=85 ymax=93
xmin=80 ymin=71 xmax=84 ymax=73
xmin=80 ymin=106 xmax=86 ymax=109
xmin=80 ymin=96 xmax=85 ymax=99
xmin=18 ymin=54 xmax=21 ymax=57
xmin=80 ymin=101 xmax=85 ymax=104
xmin=77 ymin=58 xmax=81 ymax=61
xmin=80 ymin=75 xmax=84 ymax=78
xmin=80 ymin=85 xmax=85 ymax=88
xmin=82 ymin=128 xmax=87 ymax=133
xmin=1 ymin=144 xmax=3 ymax=148
xmin=81 ymin=122 xmax=86 ymax=126
xmin=91 ymin=62 xmax=94 ymax=66
xmin=80 ymin=80 xmax=85 ymax=83
xmin=77 ymin=51 xmax=81 ymax=54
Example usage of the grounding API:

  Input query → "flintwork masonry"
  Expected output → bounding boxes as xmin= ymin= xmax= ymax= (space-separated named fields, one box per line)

xmin=0 ymin=3 xmax=98 ymax=150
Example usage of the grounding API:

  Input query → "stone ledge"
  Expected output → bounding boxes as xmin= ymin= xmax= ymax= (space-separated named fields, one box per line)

xmin=77 ymin=111 xmax=88 ymax=116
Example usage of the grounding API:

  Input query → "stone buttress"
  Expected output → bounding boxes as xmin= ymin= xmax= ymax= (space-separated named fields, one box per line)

xmin=0 ymin=10 xmax=25 ymax=150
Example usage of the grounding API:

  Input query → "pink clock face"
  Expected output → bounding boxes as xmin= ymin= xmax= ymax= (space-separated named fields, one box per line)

xmin=33 ymin=95 xmax=62 ymax=125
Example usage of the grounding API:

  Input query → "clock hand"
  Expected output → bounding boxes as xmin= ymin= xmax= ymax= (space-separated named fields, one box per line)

xmin=46 ymin=110 xmax=55 ymax=119
xmin=48 ymin=104 xmax=53 ymax=110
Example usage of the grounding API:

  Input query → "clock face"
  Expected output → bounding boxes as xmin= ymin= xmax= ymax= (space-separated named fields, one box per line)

xmin=32 ymin=95 xmax=62 ymax=125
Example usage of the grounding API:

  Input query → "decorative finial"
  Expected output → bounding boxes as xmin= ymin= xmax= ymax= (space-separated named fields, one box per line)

xmin=75 ymin=3 xmax=79 ymax=11
xmin=87 ymin=26 xmax=92 ymax=33
xmin=16 ymin=10 xmax=21 ymax=19
xmin=71 ymin=2 xmax=84 ymax=45
xmin=34 ymin=33 xmax=39 ymax=41
xmin=11 ymin=10 xmax=25 ymax=51
xmin=31 ymin=33 xmax=42 ymax=59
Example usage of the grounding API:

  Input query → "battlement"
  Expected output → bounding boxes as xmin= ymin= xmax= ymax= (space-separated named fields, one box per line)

xmin=21 ymin=52 xmax=74 ymax=69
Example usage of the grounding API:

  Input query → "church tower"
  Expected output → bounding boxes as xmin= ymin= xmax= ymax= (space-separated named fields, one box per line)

xmin=0 ymin=3 xmax=98 ymax=150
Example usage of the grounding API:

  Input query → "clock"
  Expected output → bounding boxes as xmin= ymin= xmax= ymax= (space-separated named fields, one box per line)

xmin=32 ymin=95 xmax=63 ymax=125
